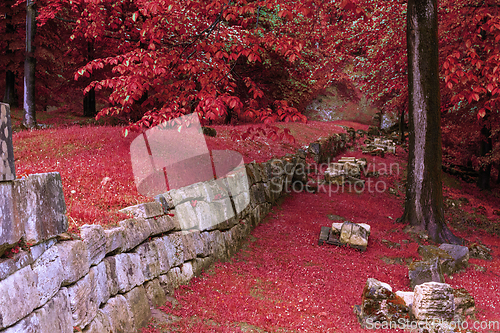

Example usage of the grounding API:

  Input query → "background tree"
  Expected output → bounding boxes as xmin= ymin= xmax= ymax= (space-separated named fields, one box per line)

xmin=397 ymin=0 xmax=461 ymax=244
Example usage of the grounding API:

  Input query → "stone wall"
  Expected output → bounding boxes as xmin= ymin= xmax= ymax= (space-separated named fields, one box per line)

xmin=0 ymin=115 xmax=346 ymax=332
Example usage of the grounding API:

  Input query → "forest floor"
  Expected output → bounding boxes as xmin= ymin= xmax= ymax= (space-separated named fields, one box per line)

xmin=10 ymin=109 xmax=500 ymax=332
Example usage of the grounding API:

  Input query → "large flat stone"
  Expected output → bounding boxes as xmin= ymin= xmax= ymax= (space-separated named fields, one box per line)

xmin=55 ymin=240 xmax=90 ymax=286
xmin=104 ymin=226 xmax=124 ymax=254
xmin=412 ymin=282 xmax=454 ymax=322
xmin=119 ymin=202 xmax=164 ymax=219
xmin=0 ymin=266 xmax=39 ymax=330
xmin=12 ymin=172 xmax=68 ymax=245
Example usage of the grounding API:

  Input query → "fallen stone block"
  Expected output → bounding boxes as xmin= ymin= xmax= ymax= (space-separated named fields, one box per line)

xmin=453 ymin=288 xmax=475 ymax=320
xmin=439 ymin=243 xmax=469 ymax=273
xmin=340 ymin=221 xmax=369 ymax=251
xmin=354 ymin=278 xmax=409 ymax=328
xmin=468 ymin=243 xmax=492 ymax=260
xmin=412 ymin=282 xmax=454 ymax=322
xmin=408 ymin=257 xmax=444 ymax=290
xmin=418 ymin=245 xmax=454 ymax=276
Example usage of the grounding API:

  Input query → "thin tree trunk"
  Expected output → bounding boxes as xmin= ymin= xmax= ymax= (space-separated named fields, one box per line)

xmin=477 ymin=124 xmax=492 ymax=190
xmin=83 ymin=41 xmax=97 ymax=117
xmin=23 ymin=0 xmax=37 ymax=128
xmin=3 ymin=71 xmax=17 ymax=107
xmin=398 ymin=0 xmax=461 ymax=244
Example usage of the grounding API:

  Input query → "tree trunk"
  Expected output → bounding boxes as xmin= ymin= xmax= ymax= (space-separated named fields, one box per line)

xmin=476 ymin=124 xmax=492 ymax=190
xmin=3 ymin=71 xmax=17 ymax=107
xmin=83 ymin=87 xmax=96 ymax=117
xmin=23 ymin=0 xmax=37 ymax=128
xmin=398 ymin=0 xmax=461 ymax=244
xmin=83 ymin=41 xmax=97 ymax=117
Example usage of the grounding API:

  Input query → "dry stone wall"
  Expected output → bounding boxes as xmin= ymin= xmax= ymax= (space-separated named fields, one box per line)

xmin=0 ymin=103 xmax=346 ymax=333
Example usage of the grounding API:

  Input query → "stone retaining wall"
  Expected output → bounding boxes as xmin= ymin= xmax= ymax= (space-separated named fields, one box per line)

xmin=0 ymin=128 xmax=346 ymax=332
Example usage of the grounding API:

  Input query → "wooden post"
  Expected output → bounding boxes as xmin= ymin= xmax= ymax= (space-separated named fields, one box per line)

xmin=0 ymin=103 xmax=15 ymax=181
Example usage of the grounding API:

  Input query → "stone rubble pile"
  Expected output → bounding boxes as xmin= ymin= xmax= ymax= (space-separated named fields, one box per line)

xmin=355 ymin=278 xmax=475 ymax=332
xmin=408 ymin=244 xmax=470 ymax=289
xmin=323 ymin=157 xmax=367 ymax=185
xmin=318 ymin=221 xmax=371 ymax=251
xmin=362 ymin=138 xmax=397 ymax=156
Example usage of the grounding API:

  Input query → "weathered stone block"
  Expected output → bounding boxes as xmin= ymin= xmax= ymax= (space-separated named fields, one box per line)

xmin=29 ymin=237 xmax=57 ymax=261
xmin=408 ymin=258 xmax=444 ymax=290
xmin=67 ymin=268 xmax=99 ymax=328
xmin=355 ymin=278 xmax=409 ymax=328
xmin=0 ymin=266 xmax=39 ymax=330
xmin=123 ymin=286 xmax=151 ymax=331
xmin=56 ymin=240 xmax=90 ymax=286
xmin=453 ymin=288 xmax=475 ymax=320
xmin=82 ymin=310 xmax=112 ymax=333
xmin=162 ymin=233 xmax=185 ymax=267
xmin=148 ymin=214 xmax=176 ymax=236
xmin=180 ymin=231 xmax=197 ymax=261
xmin=81 ymin=224 xmax=106 ymax=266
xmin=174 ymin=201 xmax=200 ymax=230
xmin=0 ymin=182 xmax=21 ymax=256
xmin=144 ymin=278 xmax=167 ymax=308
xmin=101 ymin=295 xmax=134 ymax=333
xmin=2 ymin=288 xmax=73 ymax=333
xmin=32 ymin=244 xmax=64 ymax=307
xmin=412 ymin=282 xmax=454 ymax=322
xmin=192 ymin=257 xmax=211 ymax=276
xmin=12 ymin=172 xmax=68 ymax=245
xmin=439 ymin=243 xmax=469 ymax=273
xmin=119 ymin=201 xmax=164 ymax=219
xmin=93 ymin=261 xmax=111 ymax=306
xmin=151 ymin=237 xmax=172 ymax=275
xmin=0 ymin=250 xmax=33 ymax=282
xmin=119 ymin=218 xmax=152 ymax=252
xmin=104 ymin=226 xmax=124 ymax=254
xmin=154 ymin=192 xmax=175 ymax=214
xmin=340 ymin=221 xmax=369 ymax=251
xmin=134 ymin=240 xmax=161 ymax=281
xmin=105 ymin=253 xmax=145 ymax=293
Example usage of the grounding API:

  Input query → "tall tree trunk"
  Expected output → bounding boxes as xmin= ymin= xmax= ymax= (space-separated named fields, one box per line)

xmin=83 ymin=88 xmax=96 ymax=117
xmin=3 ymin=71 xmax=17 ymax=107
xmin=83 ymin=41 xmax=97 ymax=117
xmin=23 ymin=0 xmax=37 ymax=128
xmin=398 ymin=0 xmax=461 ymax=244
xmin=476 ymin=124 xmax=492 ymax=190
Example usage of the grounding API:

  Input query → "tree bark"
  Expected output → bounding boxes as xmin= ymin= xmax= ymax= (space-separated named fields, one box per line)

xmin=476 ymin=124 xmax=492 ymax=190
xmin=398 ymin=0 xmax=461 ymax=244
xmin=83 ymin=41 xmax=97 ymax=117
xmin=23 ymin=0 xmax=37 ymax=128
xmin=3 ymin=71 xmax=17 ymax=107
